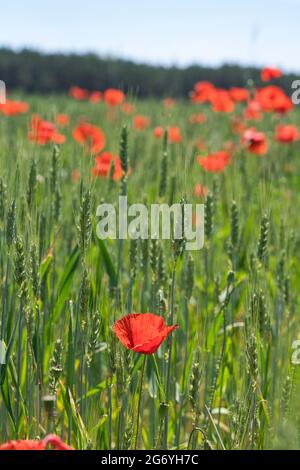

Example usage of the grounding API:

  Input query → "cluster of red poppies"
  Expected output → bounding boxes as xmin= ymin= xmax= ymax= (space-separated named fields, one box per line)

xmin=72 ymin=122 xmax=106 ymax=154
xmin=69 ymin=86 xmax=125 ymax=107
xmin=191 ymin=81 xmax=244 ymax=113
xmin=91 ymin=152 xmax=125 ymax=181
xmin=0 ymin=99 xmax=29 ymax=116
xmin=197 ymin=151 xmax=231 ymax=173
xmin=1 ymin=65 xmax=298 ymax=183
xmin=153 ymin=126 xmax=183 ymax=143
xmin=28 ymin=114 xmax=66 ymax=145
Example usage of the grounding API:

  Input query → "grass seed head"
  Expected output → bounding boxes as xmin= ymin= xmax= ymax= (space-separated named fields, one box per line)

xmin=50 ymin=145 xmax=60 ymax=193
xmin=77 ymin=189 xmax=92 ymax=258
xmin=26 ymin=159 xmax=37 ymax=209
xmin=49 ymin=339 xmax=63 ymax=396
xmin=231 ymin=200 xmax=239 ymax=247
xmin=120 ymin=125 xmax=129 ymax=174
xmin=204 ymin=194 xmax=214 ymax=240
xmin=6 ymin=199 xmax=16 ymax=249
xmin=184 ymin=254 xmax=194 ymax=301
xmin=257 ymin=214 xmax=269 ymax=263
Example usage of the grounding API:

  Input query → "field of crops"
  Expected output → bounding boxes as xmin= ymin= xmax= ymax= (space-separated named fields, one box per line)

xmin=0 ymin=77 xmax=300 ymax=450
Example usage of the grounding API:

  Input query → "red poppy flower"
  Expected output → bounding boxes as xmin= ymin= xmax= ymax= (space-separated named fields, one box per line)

xmin=103 ymin=89 xmax=125 ymax=107
xmin=0 ymin=434 xmax=73 ymax=451
xmin=88 ymin=91 xmax=102 ymax=103
xmin=189 ymin=113 xmax=206 ymax=124
xmin=197 ymin=151 xmax=231 ymax=173
xmin=191 ymin=81 xmax=215 ymax=103
xmin=194 ymin=81 xmax=214 ymax=93
xmin=242 ymin=128 xmax=268 ymax=155
xmin=261 ymin=67 xmax=282 ymax=82
xmin=210 ymin=89 xmax=235 ymax=113
xmin=28 ymin=114 xmax=66 ymax=145
xmin=256 ymin=86 xmax=293 ymax=114
xmin=273 ymin=95 xmax=293 ymax=113
xmin=55 ymin=113 xmax=70 ymax=127
xmin=168 ymin=126 xmax=182 ymax=143
xmin=275 ymin=124 xmax=299 ymax=143
xmin=73 ymin=122 xmax=106 ymax=154
xmin=52 ymin=133 xmax=66 ymax=144
xmin=133 ymin=114 xmax=151 ymax=130
xmin=92 ymin=151 xmax=124 ymax=181
xmin=114 ymin=313 xmax=178 ymax=355
xmin=69 ymin=86 xmax=89 ymax=100
xmin=244 ymin=100 xmax=262 ymax=121
xmin=229 ymin=87 xmax=249 ymax=102
xmin=153 ymin=126 xmax=164 ymax=138
xmin=0 ymin=100 xmax=29 ymax=116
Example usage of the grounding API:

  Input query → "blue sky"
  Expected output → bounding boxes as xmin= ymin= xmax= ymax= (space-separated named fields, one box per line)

xmin=1 ymin=0 xmax=300 ymax=71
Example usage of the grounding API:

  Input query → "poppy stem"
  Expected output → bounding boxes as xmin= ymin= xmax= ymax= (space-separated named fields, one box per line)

xmin=134 ymin=354 xmax=147 ymax=449
xmin=164 ymin=259 xmax=177 ymax=447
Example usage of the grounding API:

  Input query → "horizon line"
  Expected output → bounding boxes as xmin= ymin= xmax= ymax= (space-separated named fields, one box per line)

xmin=1 ymin=44 xmax=299 ymax=75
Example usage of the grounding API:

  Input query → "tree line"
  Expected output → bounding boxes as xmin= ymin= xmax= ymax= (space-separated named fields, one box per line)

xmin=0 ymin=48 xmax=297 ymax=97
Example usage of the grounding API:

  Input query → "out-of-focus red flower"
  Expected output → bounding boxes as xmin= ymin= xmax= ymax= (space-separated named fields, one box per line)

xmin=103 ymin=89 xmax=125 ymax=107
xmin=168 ymin=126 xmax=182 ymax=143
xmin=153 ymin=126 xmax=164 ymax=139
xmin=133 ymin=114 xmax=150 ymax=130
xmin=73 ymin=122 xmax=106 ymax=154
xmin=121 ymin=102 xmax=135 ymax=114
xmin=242 ymin=128 xmax=268 ymax=155
xmin=244 ymin=100 xmax=262 ymax=121
xmin=197 ymin=151 xmax=231 ymax=173
xmin=275 ymin=124 xmax=299 ymax=143
xmin=210 ymin=89 xmax=235 ymax=113
xmin=272 ymin=94 xmax=293 ymax=114
xmin=194 ymin=184 xmax=209 ymax=197
xmin=92 ymin=151 xmax=124 ymax=181
xmin=89 ymin=91 xmax=103 ymax=103
xmin=256 ymin=86 xmax=293 ymax=114
xmin=261 ymin=67 xmax=282 ymax=82
xmin=55 ymin=114 xmax=70 ymax=127
xmin=114 ymin=313 xmax=178 ymax=355
xmin=163 ymin=98 xmax=175 ymax=108
xmin=71 ymin=169 xmax=81 ymax=183
xmin=191 ymin=81 xmax=215 ymax=103
xmin=229 ymin=87 xmax=249 ymax=102
xmin=0 ymin=440 xmax=45 ymax=450
xmin=69 ymin=86 xmax=89 ymax=100
xmin=0 ymin=434 xmax=73 ymax=451
xmin=189 ymin=113 xmax=206 ymax=124
xmin=0 ymin=100 xmax=29 ymax=116
xmin=28 ymin=114 xmax=66 ymax=145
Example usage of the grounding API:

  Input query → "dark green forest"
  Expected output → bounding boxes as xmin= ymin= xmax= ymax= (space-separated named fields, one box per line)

xmin=0 ymin=48 xmax=297 ymax=97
